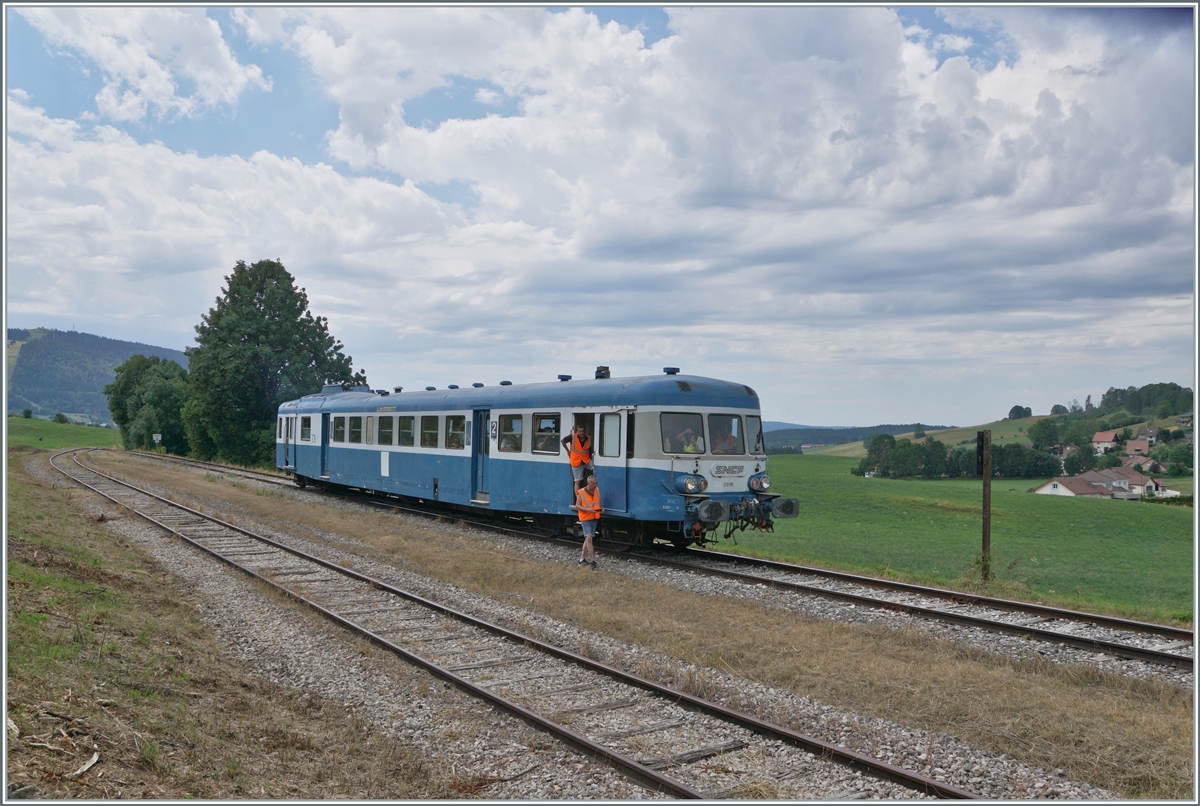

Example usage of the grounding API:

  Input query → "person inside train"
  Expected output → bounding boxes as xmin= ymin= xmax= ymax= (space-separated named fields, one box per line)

xmin=677 ymin=427 xmax=704 ymax=454
xmin=562 ymin=423 xmax=594 ymax=491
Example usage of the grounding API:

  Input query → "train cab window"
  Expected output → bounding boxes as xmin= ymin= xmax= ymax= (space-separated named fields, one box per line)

xmin=300 ymin=416 xmax=312 ymax=441
xmin=532 ymin=413 xmax=561 ymax=454
xmin=599 ymin=413 xmax=621 ymax=457
xmin=660 ymin=412 xmax=705 ymax=454
xmin=378 ymin=416 xmax=393 ymax=446
xmin=365 ymin=416 xmax=374 ymax=445
xmin=446 ymin=416 xmax=466 ymax=450
xmin=399 ymin=416 xmax=415 ymax=447
xmin=349 ymin=416 xmax=363 ymax=444
xmin=498 ymin=414 xmax=523 ymax=452
xmin=746 ymin=415 xmax=764 ymax=455
xmin=332 ymin=416 xmax=346 ymax=442
xmin=708 ymin=414 xmax=745 ymax=455
xmin=420 ymin=416 xmax=439 ymax=448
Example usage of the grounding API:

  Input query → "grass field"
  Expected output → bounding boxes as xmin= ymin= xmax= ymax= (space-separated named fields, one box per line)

xmin=720 ymin=454 xmax=1194 ymax=625
xmin=5 ymin=417 xmax=124 ymax=450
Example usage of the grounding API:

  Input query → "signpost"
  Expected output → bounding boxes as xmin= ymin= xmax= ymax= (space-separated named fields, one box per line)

xmin=976 ymin=430 xmax=992 ymax=581
xmin=153 ymin=433 xmax=162 ymax=452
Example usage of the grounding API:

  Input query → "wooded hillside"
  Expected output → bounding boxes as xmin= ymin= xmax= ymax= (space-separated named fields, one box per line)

xmin=7 ymin=329 xmax=187 ymax=422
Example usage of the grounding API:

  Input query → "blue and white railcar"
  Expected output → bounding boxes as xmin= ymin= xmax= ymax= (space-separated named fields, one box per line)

xmin=275 ymin=368 xmax=798 ymax=547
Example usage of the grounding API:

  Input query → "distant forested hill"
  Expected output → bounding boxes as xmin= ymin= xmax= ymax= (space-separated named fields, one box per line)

xmin=8 ymin=329 xmax=188 ymax=421
xmin=765 ymin=423 xmax=951 ymax=450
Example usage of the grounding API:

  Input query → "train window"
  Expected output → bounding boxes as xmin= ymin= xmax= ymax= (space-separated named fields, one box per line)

xmin=278 ymin=418 xmax=283 ymax=438
xmin=660 ymin=412 xmax=705 ymax=454
xmin=399 ymin=416 xmax=415 ymax=447
xmin=333 ymin=416 xmax=346 ymax=443
xmin=300 ymin=416 xmax=311 ymax=441
xmin=365 ymin=416 xmax=374 ymax=445
xmin=626 ymin=412 xmax=636 ymax=459
xmin=378 ymin=416 xmax=393 ymax=446
xmin=446 ymin=416 xmax=466 ymax=450
xmin=599 ymin=413 xmax=621 ymax=457
xmin=708 ymin=414 xmax=745 ymax=455
xmin=349 ymin=416 xmax=363 ymax=444
xmin=532 ymin=413 xmax=561 ymax=454
xmin=746 ymin=415 xmax=764 ymax=454
xmin=421 ymin=416 xmax=439 ymax=448
xmin=498 ymin=414 xmax=523 ymax=452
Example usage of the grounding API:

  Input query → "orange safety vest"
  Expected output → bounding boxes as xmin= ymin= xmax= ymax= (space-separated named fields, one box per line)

xmin=577 ymin=485 xmax=601 ymax=521
xmin=569 ymin=432 xmax=593 ymax=467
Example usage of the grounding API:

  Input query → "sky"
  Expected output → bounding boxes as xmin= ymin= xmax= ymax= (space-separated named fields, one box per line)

xmin=4 ymin=5 xmax=1196 ymax=427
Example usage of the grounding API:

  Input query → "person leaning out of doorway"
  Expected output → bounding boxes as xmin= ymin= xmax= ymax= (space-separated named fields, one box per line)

xmin=562 ymin=423 xmax=594 ymax=491
xmin=576 ymin=474 xmax=601 ymax=569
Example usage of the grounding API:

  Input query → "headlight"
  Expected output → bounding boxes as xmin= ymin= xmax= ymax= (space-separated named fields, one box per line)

xmin=676 ymin=475 xmax=707 ymax=494
xmin=683 ymin=476 xmax=700 ymax=494
xmin=698 ymin=476 xmax=709 ymax=492
xmin=759 ymin=474 xmax=771 ymax=491
xmin=749 ymin=473 xmax=771 ymax=492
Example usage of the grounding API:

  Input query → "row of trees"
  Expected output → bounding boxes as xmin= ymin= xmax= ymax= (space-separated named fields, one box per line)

xmin=105 ymin=260 xmax=366 ymax=466
xmin=854 ymin=433 xmax=1086 ymax=479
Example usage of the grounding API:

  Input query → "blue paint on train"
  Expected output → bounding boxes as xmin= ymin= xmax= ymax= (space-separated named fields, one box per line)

xmin=275 ymin=371 xmax=797 ymax=546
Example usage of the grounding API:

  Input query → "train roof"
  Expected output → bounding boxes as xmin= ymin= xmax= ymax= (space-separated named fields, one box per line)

xmin=279 ymin=373 xmax=760 ymax=413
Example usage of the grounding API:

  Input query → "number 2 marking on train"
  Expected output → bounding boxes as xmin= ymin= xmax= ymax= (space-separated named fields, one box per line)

xmin=490 ymin=421 xmax=498 ymax=439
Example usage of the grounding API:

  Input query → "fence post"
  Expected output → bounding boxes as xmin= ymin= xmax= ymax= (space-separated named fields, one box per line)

xmin=977 ymin=429 xmax=992 ymax=581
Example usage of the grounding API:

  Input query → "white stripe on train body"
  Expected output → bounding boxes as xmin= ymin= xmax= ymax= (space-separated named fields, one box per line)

xmin=275 ymin=371 xmax=799 ymax=547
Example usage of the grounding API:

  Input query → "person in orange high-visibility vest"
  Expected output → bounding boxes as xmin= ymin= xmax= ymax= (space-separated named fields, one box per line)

xmin=576 ymin=474 xmax=602 ymax=569
xmin=561 ymin=423 xmax=594 ymax=492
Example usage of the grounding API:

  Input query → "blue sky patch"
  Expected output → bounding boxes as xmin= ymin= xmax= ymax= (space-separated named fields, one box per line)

xmin=403 ymin=77 xmax=520 ymax=130
xmin=586 ymin=6 xmax=671 ymax=46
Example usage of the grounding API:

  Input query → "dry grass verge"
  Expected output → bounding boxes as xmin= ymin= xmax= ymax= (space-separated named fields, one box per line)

xmin=90 ymin=452 xmax=1195 ymax=799
xmin=6 ymin=449 xmax=451 ymax=799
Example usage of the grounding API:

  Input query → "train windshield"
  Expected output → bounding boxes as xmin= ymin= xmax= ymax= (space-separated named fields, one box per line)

xmin=746 ymin=416 xmax=764 ymax=454
xmin=708 ymin=414 xmax=744 ymax=455
xmin=660 ymin=412 xmax=705 ymax=454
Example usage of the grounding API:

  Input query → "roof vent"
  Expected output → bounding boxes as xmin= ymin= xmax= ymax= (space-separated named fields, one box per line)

xmin=664 ymin=367 xmax=680 ymax=375
xmin=558 ymin=374 xmax=572 ymax=382
xmin=375 ymin=389 xmax=389 ymax=396
xmin=472 ymin=382 xmax=484 ymax=388
xmin=448 ymin=384 xmax=459 ymax=389
xmin=500 ymin=380 xmax=512 ymax=386
xmin=352 ymin=385 xmax=371 ymax=392
xmin=676 ymin=380 xmax=692 ymax=392
xmin=595 ymin=366 xmax=610 ymax=379
xmin=425 ymin=386 xmax=436 ymax=391
xmin=393 ymin=386 xmax=403 ymax=394
xmin=322 ymin=384 xmax=343 ymax=394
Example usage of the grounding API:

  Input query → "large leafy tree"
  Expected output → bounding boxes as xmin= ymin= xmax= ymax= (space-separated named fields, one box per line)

xmin=184 ymin=259 xmax=366 ymax=465
xmin=104 ymin=356 xmax=190 ymax=453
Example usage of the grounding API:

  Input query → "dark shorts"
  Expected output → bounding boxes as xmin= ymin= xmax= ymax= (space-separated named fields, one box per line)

xmin=580 ymin=519 xmax=597 ymax=537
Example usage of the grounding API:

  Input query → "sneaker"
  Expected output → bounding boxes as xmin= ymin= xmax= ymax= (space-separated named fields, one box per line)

xmin=590 ymin=561 xmax=597 ymax=570
xmin=578 ymin=558 xmax=587 ymax=565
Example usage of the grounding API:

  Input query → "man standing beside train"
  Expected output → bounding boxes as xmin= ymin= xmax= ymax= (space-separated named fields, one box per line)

xmin=576 ymin=474 xmax=601 ymax=569
xmin=562 ymin=423 xmax=594 ymax=492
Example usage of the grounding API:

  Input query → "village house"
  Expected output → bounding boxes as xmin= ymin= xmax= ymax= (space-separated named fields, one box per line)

xmin=1125 ymin=438 xmax=1150 ymax=456
xmin=1136 ymin=425 xmax=1159 ymax=446
xmin=1032 ymin=465 xmax=1178 ymax=499
xmin=1178 ymin=412 xmax=1193 ymax=427
xmin=1091 ymin=430 xmax=1118 ymax=454
xmin=1119 ymin=455 xmax=1167 ymax=474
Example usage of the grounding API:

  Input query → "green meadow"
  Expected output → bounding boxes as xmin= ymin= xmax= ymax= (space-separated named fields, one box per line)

xmin=5 ymin=417 xmax=124 ymax=450
xmin=722 ymin=454 xmax=1194 ymax=625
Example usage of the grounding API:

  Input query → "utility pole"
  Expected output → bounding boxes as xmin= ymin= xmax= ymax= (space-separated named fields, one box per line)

xmin=977 ymin=430 xmax=992 ymax=581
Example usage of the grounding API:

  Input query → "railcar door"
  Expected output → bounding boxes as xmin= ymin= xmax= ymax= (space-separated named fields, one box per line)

xmin=320 ymin=412 xmax=330 ymax=478
xmin=283 ymin=416 xmax=295 ymax=468
xmin=471 ymin=409 xmax=490 ymax=504
xmin=595 ymin=409 xmax=631 ymax=513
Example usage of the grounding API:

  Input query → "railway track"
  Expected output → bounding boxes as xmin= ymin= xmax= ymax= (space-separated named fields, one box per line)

xmin=117 ymin=450 xmax=1194 ymax=672
xmin=56 ymin=449 xmax=975 ymax=800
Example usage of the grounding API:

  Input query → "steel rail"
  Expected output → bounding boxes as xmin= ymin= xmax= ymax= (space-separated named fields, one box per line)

xmin=680 ymin=547 xmax=1194 ymax=642
xmin=56 ymin=448 xmax=978 ymax=800
xmin=52 ymin=450 xmax=702 ymax=798
xmin=106 ymin=451 xmax=1193 ymax=668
